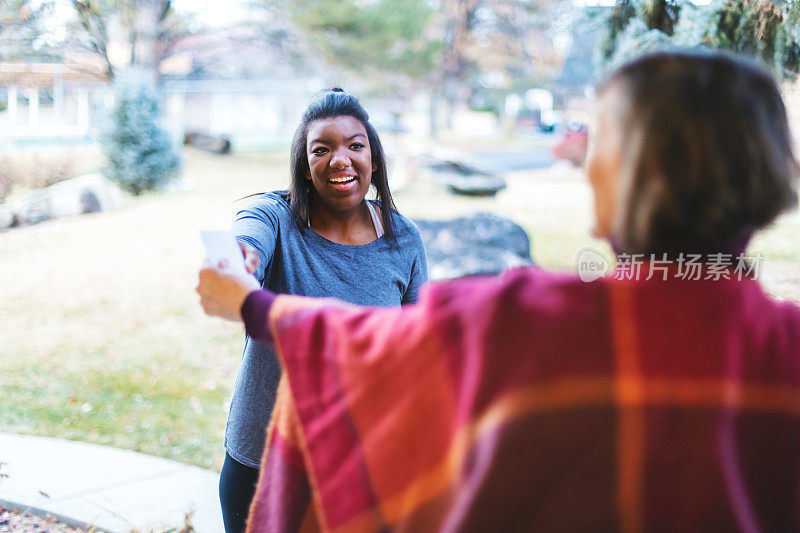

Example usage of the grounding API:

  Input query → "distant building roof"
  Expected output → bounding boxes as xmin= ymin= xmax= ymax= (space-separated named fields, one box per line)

xmin=0 ymin=62 xmax=109 ymax=86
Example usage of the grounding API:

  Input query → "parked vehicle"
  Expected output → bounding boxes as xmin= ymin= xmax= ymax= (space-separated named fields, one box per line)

xmin=551 ymin=124 xmax=588 ymax=166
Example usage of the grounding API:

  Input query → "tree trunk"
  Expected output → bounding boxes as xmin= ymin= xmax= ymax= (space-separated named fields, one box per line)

xmin=429 ymin=87 xmax=441 ymax=140
xmin=134 ymin=0 xmax=161 ymax=76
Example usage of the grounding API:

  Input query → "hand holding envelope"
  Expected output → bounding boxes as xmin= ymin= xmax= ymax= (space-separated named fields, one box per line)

xmin=197 ymin=231 xmax=261 ymax=322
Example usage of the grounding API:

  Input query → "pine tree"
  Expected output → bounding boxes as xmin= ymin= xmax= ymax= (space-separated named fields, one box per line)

xmin=601 ymin=0 xmax=800 ymax=80
xmin=601 ymin=0 xmax=637 ymax=62
xmin=104 ymin=68 xmax=179 ymax=195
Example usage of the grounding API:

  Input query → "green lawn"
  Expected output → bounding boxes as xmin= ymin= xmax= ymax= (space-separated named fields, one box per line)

xmin=1 ymin=146 xmax=798 ymax=471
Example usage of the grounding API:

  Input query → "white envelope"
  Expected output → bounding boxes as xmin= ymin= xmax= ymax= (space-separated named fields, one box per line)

xmin=200 ymin=230 xmax=248 ymax=276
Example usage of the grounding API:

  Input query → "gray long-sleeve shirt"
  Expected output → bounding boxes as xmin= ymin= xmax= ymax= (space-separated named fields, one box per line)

xmin=226 ymin=191 xmax=428 ymax=467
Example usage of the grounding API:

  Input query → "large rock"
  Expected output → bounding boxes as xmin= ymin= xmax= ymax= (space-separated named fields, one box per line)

xmin=10 ymin=190 xmax=52 ymax=227
xmin=2 ymin=173 xmax=126 ymax=230
xmin=184 ymin=131 xmax=232 ymax=154
xmin=46 ymin=173 xmax=126 ymax=217
xmin=421 ymin=158 xmax=507 ymax=197
xmin=0 ymin=203 xmax=13 ymax=229
xmin=414 ymin=212 xmax=534 ymax=280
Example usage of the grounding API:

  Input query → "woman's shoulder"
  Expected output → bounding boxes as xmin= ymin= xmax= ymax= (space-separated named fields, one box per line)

xmin=252 ymin=190 xmax=291 ymax=207
xmin=240 ymin=191 xmax=292 ymax=217
xmin=370 ymin=203 xmax=420 ymax=237
xmin=385 ymin=207 xmax=426 ymax=251
xmin=428 ymin=267 xmax=605 ymax=322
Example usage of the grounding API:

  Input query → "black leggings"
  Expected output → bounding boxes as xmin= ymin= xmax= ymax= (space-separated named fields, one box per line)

xmin=219 ymin=452 xmax=260 ymax=533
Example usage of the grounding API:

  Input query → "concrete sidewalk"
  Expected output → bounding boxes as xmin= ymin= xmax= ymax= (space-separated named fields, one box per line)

xmin=0 ymin=433 xmax=223 ymax=532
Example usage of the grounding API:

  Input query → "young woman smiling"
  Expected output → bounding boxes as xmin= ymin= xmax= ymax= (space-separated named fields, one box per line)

xmin=217 ymin=89 xmax=428 ymax=533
